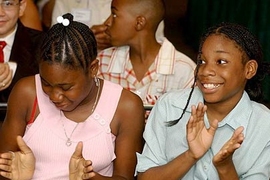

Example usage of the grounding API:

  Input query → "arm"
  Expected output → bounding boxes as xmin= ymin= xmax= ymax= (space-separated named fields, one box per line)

xmin=213 ymin=126 xmax=244 ymax=180
xmin=138 ymin=102 xmax=218 ymax=180
xmin=0 ymin=76 xmax=36 ymax=180
xmin=90 ymin=89 xmax=145 ymax=180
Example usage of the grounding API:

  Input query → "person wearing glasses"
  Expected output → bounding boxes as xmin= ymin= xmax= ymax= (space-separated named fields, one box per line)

xmin=0 ymin=0 xmax=43 ymax=122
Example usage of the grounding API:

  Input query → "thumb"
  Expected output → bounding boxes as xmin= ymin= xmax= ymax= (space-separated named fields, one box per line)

xmin=16 ymin=136 xmax=32 ymax=155
xmin=72 ymin=142 xmax=83 ymax=159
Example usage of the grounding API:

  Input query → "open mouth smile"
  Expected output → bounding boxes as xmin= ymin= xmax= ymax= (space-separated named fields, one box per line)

xmin=202 ymin=83 xmax=221 ymax=90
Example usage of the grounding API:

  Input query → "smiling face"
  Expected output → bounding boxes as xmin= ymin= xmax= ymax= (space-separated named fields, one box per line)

xmin=39 ymin=62 xmax=94 ymax=112
xmin=196 ymin=34 xmax=253 ymax=106
xmin=0 ymin=0 xmax=26 ymax=38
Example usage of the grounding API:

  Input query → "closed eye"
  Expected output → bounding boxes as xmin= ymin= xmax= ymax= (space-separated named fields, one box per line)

xmin=61 ymin=85 xmax=72 ymax=91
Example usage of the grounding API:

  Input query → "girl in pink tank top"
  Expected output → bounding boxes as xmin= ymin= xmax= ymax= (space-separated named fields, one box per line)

xmin=0 ymin=13 xmax=145 ymax=180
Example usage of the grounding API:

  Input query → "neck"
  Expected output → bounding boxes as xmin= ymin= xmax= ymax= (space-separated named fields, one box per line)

xmin=63 ymin=79 xmax=102 ymax=122
xmin=130 ymin=41 xmax=161 ymax=63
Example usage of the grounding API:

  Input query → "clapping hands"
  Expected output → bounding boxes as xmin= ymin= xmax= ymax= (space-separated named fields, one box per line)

xmin=0 ymin=137 xmax=95 ymax=180
xmin=186 ymin=102 xmax=244 ymax=171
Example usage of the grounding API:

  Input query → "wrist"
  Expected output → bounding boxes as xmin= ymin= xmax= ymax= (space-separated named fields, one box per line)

xmin=185 ymin=150 xmax=200 ymax=162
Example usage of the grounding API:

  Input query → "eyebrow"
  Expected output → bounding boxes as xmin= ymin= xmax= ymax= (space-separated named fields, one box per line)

xmin=111 ymin=5 xmax=118 ymax=12
xmin=200 ymin=50 xmax=230 ymax=55
xmin=215 ymin=50 xmax=230 ymax=54
xmin=40 ymin=76 xmax=71 ymax=86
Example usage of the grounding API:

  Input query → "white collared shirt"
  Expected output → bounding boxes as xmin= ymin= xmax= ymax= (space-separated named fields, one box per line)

xmin=0 ymin=24 xmax=17 ymax=63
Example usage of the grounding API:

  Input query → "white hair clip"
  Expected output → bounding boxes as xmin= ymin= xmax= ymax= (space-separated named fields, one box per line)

xmin=57 ymin=16 xmax=70 ymax=26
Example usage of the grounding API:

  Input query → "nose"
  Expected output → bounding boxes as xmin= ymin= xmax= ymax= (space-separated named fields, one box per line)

xmin=0 ymin=5 xmax=6 ymax=15
xmin=49 ymin=88 xmax=64 ymax=103
xmin=104 ymin=14 xmax=112 ymax=27
xmin=197 ymin=63 xmax=216 ymax=77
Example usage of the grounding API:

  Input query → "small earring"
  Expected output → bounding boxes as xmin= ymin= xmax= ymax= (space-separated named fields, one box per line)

xmin=94 ymin=76 xmax=100 ymax=87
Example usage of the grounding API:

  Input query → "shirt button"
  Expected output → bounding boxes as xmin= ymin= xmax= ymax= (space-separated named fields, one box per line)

xmin=106 ymin=128 xmax=111 ymax=133
xmin=93 ymin=113 xmax=100 ymax=120
xmin=203 ymin=165 xmax=207 ymax=171
xmin=99 ymin=119 xmax=106 ymax=125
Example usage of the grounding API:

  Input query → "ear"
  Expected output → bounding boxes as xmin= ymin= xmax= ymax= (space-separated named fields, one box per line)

xmin=89 ymin=59 xmax=99 ymax=78
xmin=135 ymin=16 xmax=146 ymax=31
xmin=245 ymin=60 xmax=258 ymax=79
xmin=19 ymin=0 xmax=27 ymax=17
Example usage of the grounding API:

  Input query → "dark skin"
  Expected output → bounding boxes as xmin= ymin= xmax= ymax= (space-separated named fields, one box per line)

xmin=104 ymin=0 xmax=161 ymax=81
xmin=138 ymin=34 xmax=257 ymax=180
xmin=0 ymin=59 xmax=145 ymax=180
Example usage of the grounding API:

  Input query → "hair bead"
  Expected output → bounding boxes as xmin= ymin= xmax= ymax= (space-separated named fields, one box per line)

xmin=57 ymin=16 xmax=70 ymax=26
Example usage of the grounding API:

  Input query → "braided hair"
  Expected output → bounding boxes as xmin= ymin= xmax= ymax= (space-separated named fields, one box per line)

xmin=38 ymin=13 xmax=97 ymax=73
xmin=168 ymin=22 xmax=270 ymax=126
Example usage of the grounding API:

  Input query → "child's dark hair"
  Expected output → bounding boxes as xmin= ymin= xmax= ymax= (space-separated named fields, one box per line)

xmin=168 ymin=22 xmax=270 ymax=126
xmin=38 ymin=13 xmax=97 ymax=73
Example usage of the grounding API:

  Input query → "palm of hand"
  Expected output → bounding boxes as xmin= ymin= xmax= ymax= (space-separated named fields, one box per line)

xmin=186 ymin=103 xmax=218 ymax=159
xmin=213 ymin=126 xmax=244 ymax=166
xmin=188 ymin=122 xmax=215 ymax=158
xmin=11 ymin=151 xmax=35 ymax=180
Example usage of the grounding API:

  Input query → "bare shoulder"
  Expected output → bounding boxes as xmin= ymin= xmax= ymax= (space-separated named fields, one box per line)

xmin=120 ymin=89 xmax=144 ymax=110
xmin=7 ymin=75 xmax=36 ymax=121
xmin=10 ymin=76 xmax=36 ymax=97
xmin=8 ymin=76 xmax=36 ymax=120
xmin=111 ymin=88 xmax=145 ymax=135
xmin=0 ymin=76 xmax=36 ymax=152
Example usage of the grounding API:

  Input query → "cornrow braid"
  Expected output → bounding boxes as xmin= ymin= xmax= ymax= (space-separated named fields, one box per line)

xmin=167 ymin=22 xmax=270 ymax=126
xmin=167 ymin=65 xmax=199 ymax=126
xmin=38 ymin=13 xmax=97 ymax=73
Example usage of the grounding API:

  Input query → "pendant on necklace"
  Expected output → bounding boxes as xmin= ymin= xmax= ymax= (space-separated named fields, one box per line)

xmin=66 ymin=138 xmax=72 ymax=146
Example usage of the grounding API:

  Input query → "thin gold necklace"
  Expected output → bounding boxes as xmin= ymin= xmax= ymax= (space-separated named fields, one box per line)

xmin=62 ymin=78 xmax=101 ymax=146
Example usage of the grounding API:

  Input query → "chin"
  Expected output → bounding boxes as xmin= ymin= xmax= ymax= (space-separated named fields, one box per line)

xmin=57 ymin=105 xmax=75 ymax=112
xmin=202 ymin=95 xmax=222 ymax=104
